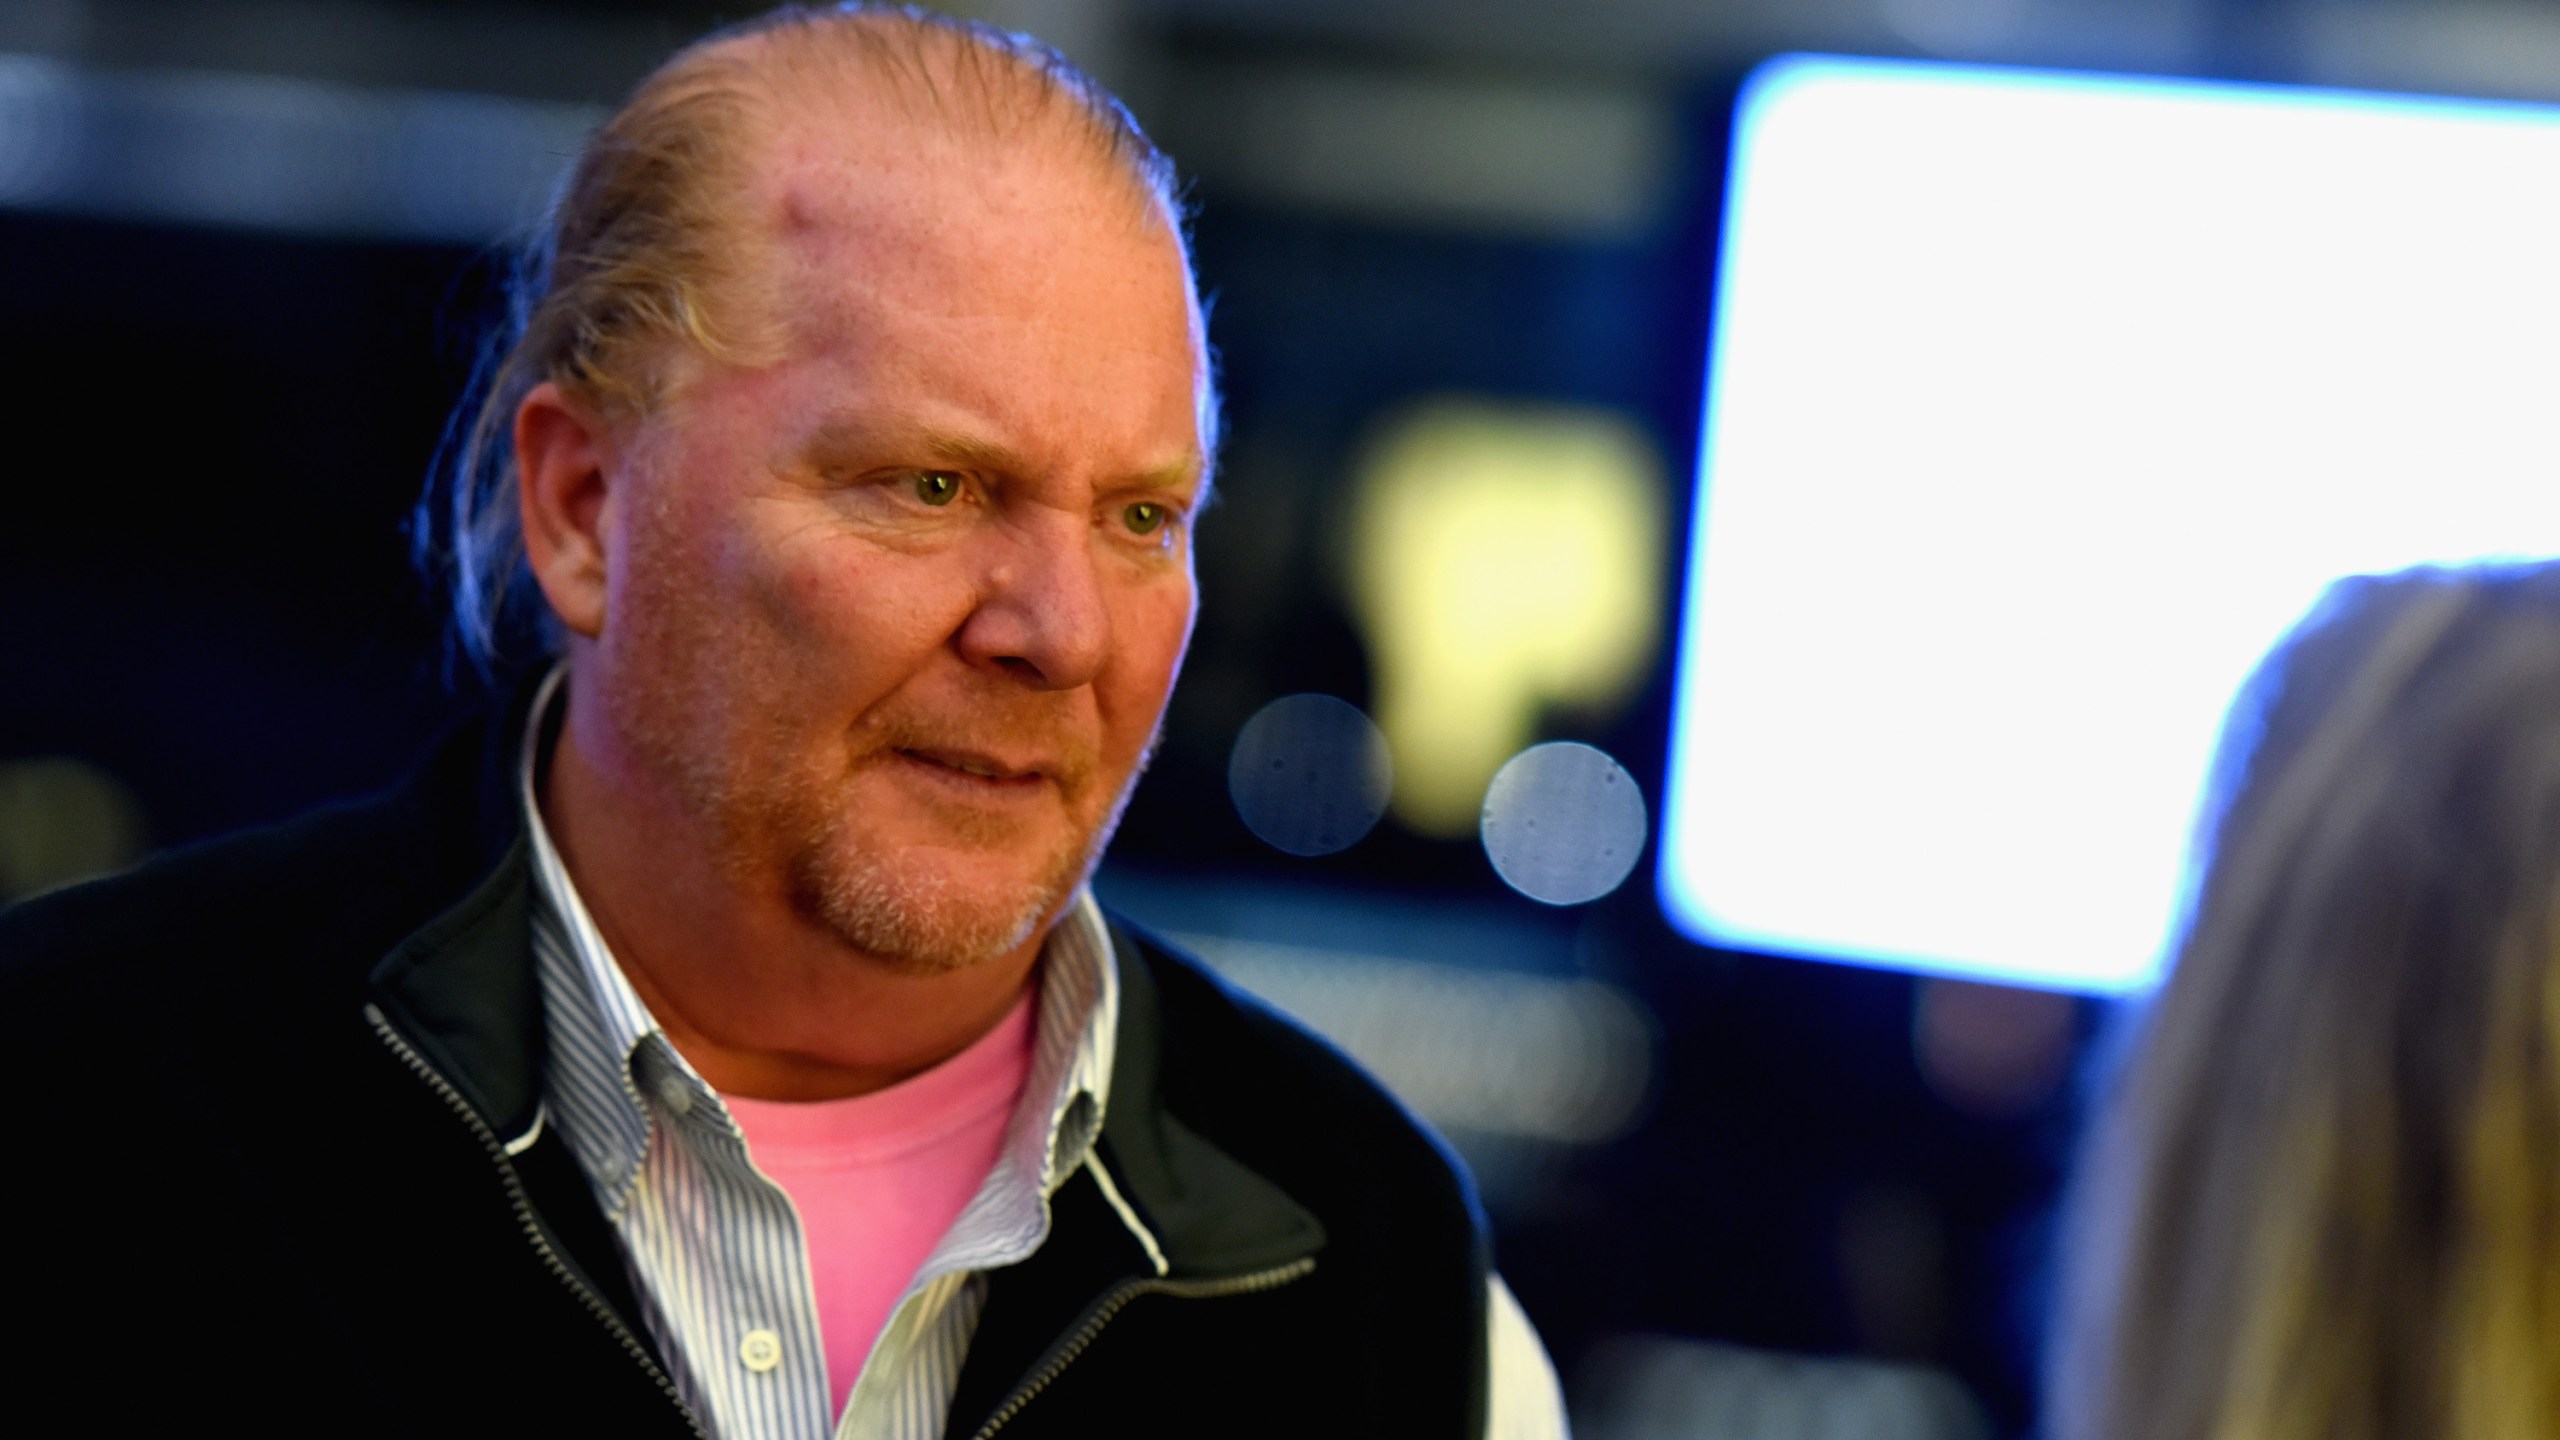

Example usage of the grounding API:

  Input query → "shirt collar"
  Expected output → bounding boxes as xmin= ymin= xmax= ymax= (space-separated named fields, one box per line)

xmin=514 ymin=665 xmax=1120 ymax=1217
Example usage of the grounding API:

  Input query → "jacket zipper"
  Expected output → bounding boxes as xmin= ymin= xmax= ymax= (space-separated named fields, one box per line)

xmin=365 ymin=1002 xmax=709 ymax=1439
xmin=970 ymin=1256 xmax=1317 ymax=1439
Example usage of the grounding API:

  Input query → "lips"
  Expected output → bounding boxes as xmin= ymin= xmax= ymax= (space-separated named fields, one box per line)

xmin=894 ymin=746 xmax=1049 ymax=786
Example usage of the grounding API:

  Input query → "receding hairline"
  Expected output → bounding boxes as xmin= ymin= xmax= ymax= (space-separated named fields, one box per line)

xmin=621 ymin=7 xmax=1197 ymax=385
xmin=680 ymin=8 xmax=1179 ymax=225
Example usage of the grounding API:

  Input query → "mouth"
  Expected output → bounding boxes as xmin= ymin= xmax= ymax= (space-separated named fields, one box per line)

xmin=891 ymin=746 xmax=1052 ymax=792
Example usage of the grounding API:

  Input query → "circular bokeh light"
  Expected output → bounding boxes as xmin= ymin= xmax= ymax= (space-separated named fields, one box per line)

xmin=1227 ymin=693 xmax=1394 ymax=857
xmin=1480 ymin=742 xmax=1647 ymax=905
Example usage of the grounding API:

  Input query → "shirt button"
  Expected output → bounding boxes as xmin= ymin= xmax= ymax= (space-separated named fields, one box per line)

xmin=656 ymin=1076 xmax=694 ymax=1116
xmin=739 ymin=1329 xmax=782 ymax=1373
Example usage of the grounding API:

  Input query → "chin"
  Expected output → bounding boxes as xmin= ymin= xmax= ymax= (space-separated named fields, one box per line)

xmin=761 ymin=747 xmax=1150 ymax=975
xmin=787 ymin=832 xmax=1094 ymax=977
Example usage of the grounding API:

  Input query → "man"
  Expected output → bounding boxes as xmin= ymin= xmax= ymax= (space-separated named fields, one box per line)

xmin=0 ymin=7 xmax=1565 ymax=1438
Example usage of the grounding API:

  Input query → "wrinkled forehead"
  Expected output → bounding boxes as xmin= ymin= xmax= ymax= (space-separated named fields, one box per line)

xmin=727 ymin=88 xmax=1200 ymax=354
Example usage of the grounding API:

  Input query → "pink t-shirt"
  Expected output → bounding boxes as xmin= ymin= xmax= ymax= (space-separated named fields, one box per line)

xmin=723 ymin=989 xmax=1036 ymax=1418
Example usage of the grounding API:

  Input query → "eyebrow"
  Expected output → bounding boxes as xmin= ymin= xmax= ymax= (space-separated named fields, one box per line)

xmin=806 ymin=414 xmax=1206 ymax=496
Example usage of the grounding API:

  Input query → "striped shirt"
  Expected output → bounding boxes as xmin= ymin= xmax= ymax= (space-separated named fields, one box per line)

xmin=517 ymin=681 xmax=1568 ymax=1440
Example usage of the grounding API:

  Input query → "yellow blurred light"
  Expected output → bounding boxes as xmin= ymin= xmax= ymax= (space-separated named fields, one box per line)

xmin=1347 ymin=398 xmax=1665 ymax=836
xmin=0 ymin=756 xmax=147 ymax=901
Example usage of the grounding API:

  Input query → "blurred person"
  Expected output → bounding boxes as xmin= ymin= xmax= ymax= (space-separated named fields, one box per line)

xmin=2051 ymin=562 xmax=2560 ymax=1440
xmin=0 ymin=7 xmax=1564 ymax=1438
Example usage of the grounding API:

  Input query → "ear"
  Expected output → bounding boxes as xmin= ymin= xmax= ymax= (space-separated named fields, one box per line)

xmin=515 ymin=381 xmax=616 ymax=639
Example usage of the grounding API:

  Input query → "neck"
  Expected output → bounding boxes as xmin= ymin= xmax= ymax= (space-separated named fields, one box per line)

xmin=537 ymin=685 xmax=1046 ymax=1103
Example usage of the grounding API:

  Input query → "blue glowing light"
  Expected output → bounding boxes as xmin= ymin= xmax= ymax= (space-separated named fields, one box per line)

xmin=1659 ymin=55 xmax=2560 ymax=994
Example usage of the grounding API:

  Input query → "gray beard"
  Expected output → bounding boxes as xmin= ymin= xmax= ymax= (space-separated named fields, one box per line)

xmin=779 ymin=727 xmax=1159 ymax=976
xmin=783 ymin=815 xmax=1090 ymax=976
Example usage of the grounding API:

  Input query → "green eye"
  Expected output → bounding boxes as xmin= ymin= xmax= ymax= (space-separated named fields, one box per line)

xmin=914 ymin=471 xmax=960 ymax=507
xmin=1123 ymin=502 xmax=1167 ymax=536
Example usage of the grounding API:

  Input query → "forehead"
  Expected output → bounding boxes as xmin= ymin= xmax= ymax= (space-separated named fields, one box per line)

xmin=686 ymin=92 xmax=1209 ymax=476
xmin=740 ymin=93 xmax=1198 ymax=366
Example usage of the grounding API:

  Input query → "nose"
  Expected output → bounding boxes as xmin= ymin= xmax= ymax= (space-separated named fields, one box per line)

xmin=956 ymin=507 xmax=1112 ymax=690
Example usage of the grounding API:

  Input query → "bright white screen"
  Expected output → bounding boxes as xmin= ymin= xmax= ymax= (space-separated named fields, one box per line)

xmin=1658 ymin=55 xmax=2560 ymax=994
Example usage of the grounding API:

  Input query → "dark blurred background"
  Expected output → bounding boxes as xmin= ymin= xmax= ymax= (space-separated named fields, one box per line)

xmin=5 ymin=1 xmax=2550 ymax=1435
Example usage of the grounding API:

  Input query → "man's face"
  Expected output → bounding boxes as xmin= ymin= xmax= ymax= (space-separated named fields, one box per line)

xmin=586 ymin=114 xmax=1206 ymax=973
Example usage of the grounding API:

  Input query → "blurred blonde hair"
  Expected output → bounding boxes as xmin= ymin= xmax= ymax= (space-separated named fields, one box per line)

xmin=415 ymin=2 xmax=1188 ymax=672
xmin=2052 ymin=563 xmax=2560 ymax=1440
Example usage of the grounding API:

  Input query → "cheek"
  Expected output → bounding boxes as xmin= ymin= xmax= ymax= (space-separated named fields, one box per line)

xmin=1098 ymin=577 xmax=1198 ymax=749
xmin=755 ymin=533 xmax=980 ymax=665
xmin=605 ymin=486 xmax=732 ymax=661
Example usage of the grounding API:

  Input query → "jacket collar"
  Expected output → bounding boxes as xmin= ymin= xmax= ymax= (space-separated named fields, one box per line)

xmin=1094 ymin=920 xmax=1327 ymax=1278
xmin=363 ymin=669 xmax=553 ymax=1142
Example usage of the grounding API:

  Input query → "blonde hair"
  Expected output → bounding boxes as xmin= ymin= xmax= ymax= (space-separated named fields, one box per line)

xmin=415 ymin=2 xmax=1190 ymax=672
xmin=2052 ymin=563 xmax=2560 ymax=1440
